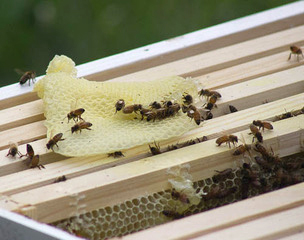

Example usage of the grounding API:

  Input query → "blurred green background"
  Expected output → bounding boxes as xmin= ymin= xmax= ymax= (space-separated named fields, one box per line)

xmin=0 ymin=0 xmax=297 ymax=87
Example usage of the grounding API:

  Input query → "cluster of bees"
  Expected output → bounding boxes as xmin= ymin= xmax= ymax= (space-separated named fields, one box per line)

xmin=162 ymin=144 xmax=304 ymax=220
xmin=275 ymin=106 xmax=304 ymax=121
xmin=6 ymin=108 xmax=93 ymax=169
xmin=115 ymin=87 xmax=221 ymax=126
xmin=6 ymin=143 xmax=44 ymax=169
xmin=215 ymin=120 xmax=273 ymax=157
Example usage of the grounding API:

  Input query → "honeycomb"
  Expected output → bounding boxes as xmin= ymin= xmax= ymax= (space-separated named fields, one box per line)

xmin=53 ymin=152 xmax=304 ymax=240
xmin=33 ymin=55 xmax=199 ymax=157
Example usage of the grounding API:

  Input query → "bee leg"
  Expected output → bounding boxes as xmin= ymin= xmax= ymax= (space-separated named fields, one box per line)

xmin=228 ymin=142 xmax=231 ymax=149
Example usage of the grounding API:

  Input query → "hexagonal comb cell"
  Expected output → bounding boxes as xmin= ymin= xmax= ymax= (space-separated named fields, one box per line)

xmin=34 ymin=55 xmax=199 ymax=157
xmin=53 ymin=152 xmax=304 ymax=240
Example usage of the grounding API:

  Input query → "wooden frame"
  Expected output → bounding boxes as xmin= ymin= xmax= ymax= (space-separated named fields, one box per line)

xmin=0 ymin=1 xmax=304 ymax=239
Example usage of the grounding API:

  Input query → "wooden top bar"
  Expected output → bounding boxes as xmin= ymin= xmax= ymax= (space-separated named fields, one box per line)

xmin=0 ymin=1 xmax=304 ymax=239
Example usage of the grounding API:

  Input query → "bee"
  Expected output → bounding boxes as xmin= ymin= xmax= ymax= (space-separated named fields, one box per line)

xmin=28 ymin=155 xmax=45 ymax=170
xmin=162 ymin=210 xmax=184 ymax=220
xmin=115 ymin=99 xmax=125 ymax=113
xmin=167 ymin=136 xmax=208 ymax=151
xmin=232 ymin=144 xmax=251 ymax=156
xmin=162 ymin=100 xmax=173 ymax=108
xmin=140 ymin=108 xmax=151 ymax=120
xmin=15 ymin=69 xmax=36 ymax=86
xmin=249 ymin=124 xmax=263 ymax=143
xmin=21 ymin=144 xmax=35 ymax=159
xmin=171 ymin=189 xmax=190 ymax=204
xmin=212 ymin=168 xmax=233 ymax=183
xmin=66 ymin=108 xmax=85 ymax=123
xmin=254 ymin=156 xmax=272 ymax=171
xmin=204 ymin=95 xmax=218 ymax=110
xmin=6 ymin=143 xmax=22 ymax=157
xmin=229 ymin=105 xmax=238 ymax=113
xmin=149 ymin=101 xmax=162 ymax=109
xmin=288 ymin=45 xmax=303 ymax=62
xmin=252 ymin=120 xmax=273 ymax=131
xmin=276 ymin=110 xmax=293 ymax=120
xmin=166 ymin=103 xmax=181 ymax=116
xmin=46 ymin=133 xmax=65 ymax=150
xmin=182 ymin=93 xmax=193 ymax=105
xmin=149 ymin=141 xmax=161 ymax=155
xmin=205 ymin=111 xmax=213 ymax=120
xmin=107 ymin=151 xmax=125 ymax=158
xmin=198 ymin=89 xmax=221 ymax=100
xmin=54 ymin=175 xmax=67 ymax=183
xmin=203 ymin=185 xmax=237 ymax=200
xmin=71 ymin=121 xmax=92 ymax=134
xmin=216 ymin=135 xmax=238 ymax=148
xmin=185 ymin=105 xmax=203 ymax=125
xmin=254 ymin=143 xmax=281 ymax=164
xmin=123 ymin=104 xmax=142 ymax=114
xmin=241 ymin=163 xmax=261 ymax=188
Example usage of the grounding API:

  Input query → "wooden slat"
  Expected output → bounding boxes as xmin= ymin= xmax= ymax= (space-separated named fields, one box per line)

xmin=0 ymin=115 xmax=302 ymax=223
xmin=108 ymin=25 xmax=304 ymax=83
xmin=0 ymin=64 xmax=303 ymax=152
xmin=122 ymin=183 xmax=304 ymax=240
xmin=192 ymin=205 xmax=304 ymax=240
xmin=0 ymin=100 xmax=44 ymax=132
xmin=2 ymin=22 xmax=304 ymax=112
xmin=0 ymin=91 xmax=302 ymax=183
xmin=1 ymin=1 xmax=304 ymax=110
xmin=2 ymin=44 xmax=303 ymax=133
xmin=0 ymin=121 xmax=46 ymax=151
xmin=198 ymin=46 xmax=304 ymax=89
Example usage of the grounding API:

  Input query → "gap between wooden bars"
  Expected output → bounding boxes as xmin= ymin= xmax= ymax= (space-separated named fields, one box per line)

xmin=0 ymin=114 xmax=303 ymax=223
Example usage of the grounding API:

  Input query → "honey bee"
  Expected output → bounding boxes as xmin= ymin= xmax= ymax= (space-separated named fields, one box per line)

xmin=71 ymin=121 xmax=92 ymax=134
xmin=232 ymin=144 xmax=251 ymax=156
xmin=162 ymin=209 xmax=184 ymax=220
xmin=182 ymin=93 xmax=193 ymax=105
xmin=198 ymin=89 xmax=221 ymax=100
xmin=167 ymin=136 xmax=208 ymax=151
xmin=204 ymin=95 xmax=218 ymax=110
xmin=254 ymin=156 xmax=272 ymax=171
xmin=185 ymin=105 xmax=203 ymax=125
xmin=171 ymin=189 xmax=190 ymax=204
xmin=229 ymin=105 xmax=238 ymax=113
xmin=15 ymin=69 xmax=36 ymax=86
xmin=288 ymin=45 xmax=303 ymax=62
xmin=291 ymin=107 xmax=304 ymax=116
xmin=241 ymin=163 xmax=261 ymax=188
xmin=6 ymin=143 xmax=22 ymax=157
xmin=203 ymin=185 xmax=237 ymax=200
xmin=254 ymin=143 xmax=281 ymax=164
xmin=21 ymin=144 xmax=35 ymax=159
xmin=115 ymin=99 xmax=125 ymax=113
xmin=107 ymin=151 xmax=125 ymax=158
xmin=46 ymin=133 xmax=65 ymax=150
xmin=149 ymin=101 xmax=162 ymax=109
xmin=212 ymin=168 xmax=233 ymax=183
xmin=249 ymin=124 xmax=263 ymax=143
xmin=54 ymin=175 xmax=67 ymax=183
xmin=28 ymin=155 xmax=45 ymax=170
xmin=166 ymin=103 xmax=181 ymax=117
xmin=123 ymin=104 xmax=142 ymax=114
xmin=66 ymin=108 xmax=85 ymax=123
xmin=252 ymin=120 xmax=273 ymax=131
xmin=149 ymin=141 xmax=161 ymax=155
xmin=216 ymin=135 xmax=238 ymax=148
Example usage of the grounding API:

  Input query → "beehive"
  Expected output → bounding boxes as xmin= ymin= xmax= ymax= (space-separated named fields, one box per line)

xmin=0 ymin=2 xmax=304 ymax=240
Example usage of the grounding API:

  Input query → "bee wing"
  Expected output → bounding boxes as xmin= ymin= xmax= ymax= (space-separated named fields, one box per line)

xmin=14 ymin=68 xmax=25 ymax=75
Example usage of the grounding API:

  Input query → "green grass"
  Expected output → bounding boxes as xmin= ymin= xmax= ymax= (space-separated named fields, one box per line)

xmin=0 ymin=0 xmax=298 ymax=87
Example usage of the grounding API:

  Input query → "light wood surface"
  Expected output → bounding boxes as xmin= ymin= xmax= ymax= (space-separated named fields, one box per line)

xmin=0 ymin=2 xmax=304 ymax=239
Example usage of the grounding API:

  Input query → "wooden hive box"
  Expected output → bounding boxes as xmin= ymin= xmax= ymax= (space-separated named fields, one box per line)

xmin=0 ymin=2 xmax=304 ymax=239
